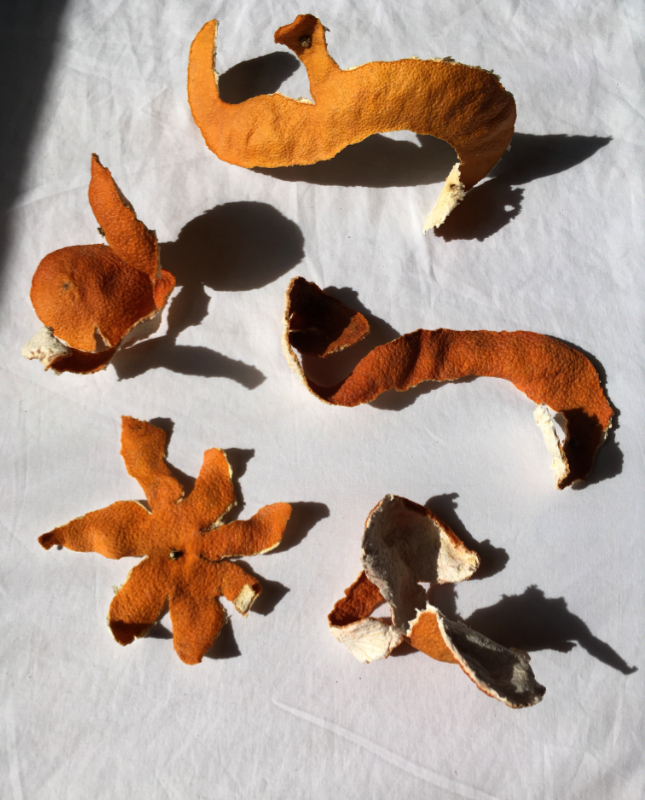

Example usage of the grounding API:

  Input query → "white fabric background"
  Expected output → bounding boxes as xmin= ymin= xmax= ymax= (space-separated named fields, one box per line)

xmin=1 ymin=1 xmax=643 ymax=798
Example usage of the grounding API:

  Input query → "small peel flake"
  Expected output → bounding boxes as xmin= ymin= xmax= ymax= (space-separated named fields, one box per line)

xmin=328 ymin=495 xmax=545 ymax=708
xmin=23 ymin=155 xmax=175 ymax=374
xmin=284 ymin=278 xmax=613 ymax=489
xmin=188 ymin=14 xmax=516 ymax=230
xmin=38 ymin=416 xmax=292 ymax=665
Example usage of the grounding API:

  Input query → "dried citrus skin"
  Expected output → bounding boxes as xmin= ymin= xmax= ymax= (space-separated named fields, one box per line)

xmin=26 ymin=155 xmax=175 ymax=373
xmin=187 ymin=15 xmax=516 ymax=229
xmin=329 ymin=495 xmax=545 ymax=708
xmin=39 ymin=417 xmax=292 ymax=665
xmin=284 ymin=278 xmax=613 ymax=489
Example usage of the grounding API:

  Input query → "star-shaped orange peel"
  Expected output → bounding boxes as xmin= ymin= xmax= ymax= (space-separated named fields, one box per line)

xmin=39 ymin=417 xmax=292 ymax=664
xmin=22 ymin=155 xmax=175 ymax=374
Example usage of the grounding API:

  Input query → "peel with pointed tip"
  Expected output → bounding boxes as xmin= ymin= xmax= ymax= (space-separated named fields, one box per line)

xmin=22 ymin=155 xmax=175 ymax=374
xmin=187 ymin=14 xmax=516 ymax=230
xmin=38 ymin=416 xmax=292 ymax=665
xmin=283 ymin=278 xmax=613 ymax=489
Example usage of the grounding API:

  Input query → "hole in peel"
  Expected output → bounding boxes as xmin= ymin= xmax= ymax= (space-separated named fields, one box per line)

xmin=300 ymin=36 xmax=312 ymax=48
xmin=169 ymin=549 xmax=183 ymax=560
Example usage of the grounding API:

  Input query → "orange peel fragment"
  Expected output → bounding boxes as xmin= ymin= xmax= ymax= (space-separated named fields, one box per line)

xmin=328 ymin=495 xmax=545 ymax=708
xmin=284 ymin=278 xmax=613 ymax=489
xmin=187 ymin=14 xmax=516 ymax=230
xmin=38 ymin=416 xmax=292 ymax=664
xmin=22 ymin=155 xmax=175 ymax=374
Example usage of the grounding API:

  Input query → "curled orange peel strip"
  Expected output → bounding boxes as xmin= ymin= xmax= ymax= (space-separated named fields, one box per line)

xmin=187 ymin=14 xmax=516 ymax=230
xmin=22 ymin=155 xmax=175 ymax=374
xmin=328 ymin=495 xmax=545 ymax=708
xmin=283 ymin=278 xmax=613 ymax=489
xmin=38 ymin=416 xmax=292 ymax=665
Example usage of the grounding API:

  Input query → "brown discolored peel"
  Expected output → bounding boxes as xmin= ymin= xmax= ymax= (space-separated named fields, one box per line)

xmin=187 ymin=15 xmax=516 ymax=230
xmin=22 ymin=155 xmax=175 ymax=374
xmin=328 ymin=495 xmax=545 ymax=708
xmin=39 ymin=416 xmax=292 ymax=664
xmin=284 ymin=278 xmax=613 ymax=489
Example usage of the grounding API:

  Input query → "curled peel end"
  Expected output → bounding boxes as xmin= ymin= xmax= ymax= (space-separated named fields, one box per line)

xmin=409 ymin=606 xmax=546 ymax=709
xmin=283 ymin=276 xmax=370 ymax=400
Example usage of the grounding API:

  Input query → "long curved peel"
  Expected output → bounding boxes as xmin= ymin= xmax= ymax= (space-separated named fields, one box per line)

xmin=284 ymin=278 xmax=613 ymax=489
xmin=188 ymin=15 xmax=516 ymax=230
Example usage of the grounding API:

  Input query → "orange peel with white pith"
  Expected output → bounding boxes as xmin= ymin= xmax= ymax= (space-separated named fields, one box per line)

xmin=22 ymin=155 xmax=175 ymax=374
xmin=328 ymin=495 xmax=545 ymax=709
xmin=187 ymin=14 xmax=516 ymax=230
xmin=38 ymin=416 xmax=292 ymax=665
xmin=283 ymin=278 xmax=613 ymax=489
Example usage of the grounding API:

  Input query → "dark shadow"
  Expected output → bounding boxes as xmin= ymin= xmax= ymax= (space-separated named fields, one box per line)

xmin=221 ymin=448 xmax=255 ymax=521
xmin=273 ymin=501 xmax=330 ymax=553
xmin=424 ymin=493 xmax=509 ymax=580
xmin=161 ymin=202 xmax=305 ymax=293
xmin=256 ymin=133 xmax=456 ymax=188
xmin=0 ymin=1 xmax=70 ymax=290
xmin=466 ymin=585 xmax=637 ymax=675
xmin=113 ymin=201 xmax=304 ymax=381
xmin=113 ymin=339 xmax=266 ymax=386
xmin=234 ymin=560 xmax=290 ymax=616
xmin=219 ymin=52 xmax=300 ymax=103
xmin=436 ymin=133 xmax=612 ymax=241
xmin=204 ymin=620 xmax=242 ymax=660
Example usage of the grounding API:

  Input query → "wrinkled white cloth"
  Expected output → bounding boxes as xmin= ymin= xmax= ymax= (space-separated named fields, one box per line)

xmin=1 ymin=1 xmax=643 ymax=798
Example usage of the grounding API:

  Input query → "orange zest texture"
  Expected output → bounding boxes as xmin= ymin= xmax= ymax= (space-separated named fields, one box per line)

xmin=39 ymin=417 xmax=292 ymax=664
xmin=283 ymin=278 xmax=613 ymax=489
xmin=187 ymin=14 xmax=516 ymax=230
xmin=22 ymin=155 xmax=175 ymax=374
xmin=328 ymin=495 xmax=545 ymax=708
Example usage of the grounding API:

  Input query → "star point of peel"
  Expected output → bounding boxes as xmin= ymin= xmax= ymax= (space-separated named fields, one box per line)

xmin=283 ymin=278 xmax=613 ymax=489
xmin=329 ymin=495 xmax=545 ymax=708
xmin=39 ymin=417 xmax=292 ymax=665
xmin=22 ymin=155 xmax=175 ymax=374
xmin=187 ymin=14 xmax=516 ymax=231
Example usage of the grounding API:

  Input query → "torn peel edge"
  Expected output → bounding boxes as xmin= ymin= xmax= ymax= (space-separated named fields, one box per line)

xmin=408 ymin=605 xmax=546 ymax=709
xmin=22 ymin=278 xmax=173 ymax=374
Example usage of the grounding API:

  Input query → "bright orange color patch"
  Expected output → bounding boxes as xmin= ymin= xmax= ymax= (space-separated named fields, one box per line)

xmin=284 ymin=278 xmax=613 ymax=489
xmin=25 ymin=155 xmax=175 ymax=374
xmin=187 ymin=14 xmax=516 ymax=229
xmin=39 ymin=417 xmax=292 ymax=664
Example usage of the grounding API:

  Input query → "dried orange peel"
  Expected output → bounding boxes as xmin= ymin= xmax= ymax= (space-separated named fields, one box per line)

xmin=187 ymin=14 xmax=516 ymax=230
xmin=284 ymin=278 xmax=613 ymax=489
xmin=329 ymin=495 xmax=545 ymax=708
xmin=22 ymin=155 xmax=175 ymax=374
xmin=39 ymin=416 xmax=292 ymax=664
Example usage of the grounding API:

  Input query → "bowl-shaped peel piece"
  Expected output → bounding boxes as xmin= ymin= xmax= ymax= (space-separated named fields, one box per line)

xmin=329 ymin=495 xmax=545 ymax=708
xmin=283 ymin=278 xmax=613 ymax=489
xmin=187 ymin=14 xmax=516 ymax=231
xmin=22 ymin=155 xmax=175 ymax=374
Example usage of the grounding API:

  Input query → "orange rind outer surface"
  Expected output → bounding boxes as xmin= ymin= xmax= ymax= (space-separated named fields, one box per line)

xmin=187 ymin=15 xmax=516 ymax=230
xmin=39 ymin=416 xmax=292 ymax=664
xmin=408 ymin=605 xmax=546 ymax=709
xmin=284 ymin=278 xmax=613 ymax=489
xmin=25 ymin=155 xmax=175 ymax=374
